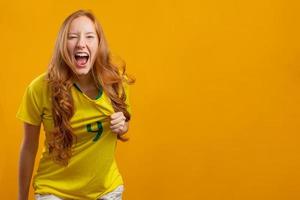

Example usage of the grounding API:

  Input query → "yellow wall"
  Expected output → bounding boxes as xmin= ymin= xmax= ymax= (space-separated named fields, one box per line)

xmin=1 ymin=0 xmax=300 ymax=199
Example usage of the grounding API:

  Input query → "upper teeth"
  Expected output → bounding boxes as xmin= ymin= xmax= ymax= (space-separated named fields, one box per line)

xmin=75 ymin=52 xmax=88 ymax=57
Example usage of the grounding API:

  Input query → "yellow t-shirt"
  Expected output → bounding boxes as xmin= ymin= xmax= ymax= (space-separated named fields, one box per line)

xmin=16 ymin=73 xmax=131 ymax=200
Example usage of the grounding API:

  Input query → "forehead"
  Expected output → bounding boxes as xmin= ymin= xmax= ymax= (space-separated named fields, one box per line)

xmin=68 ymin=16 xmax=96 ymax=33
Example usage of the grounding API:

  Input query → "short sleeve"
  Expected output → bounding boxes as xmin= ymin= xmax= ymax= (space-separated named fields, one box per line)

xmin=16 ymin=85 xmax=43 ymax=126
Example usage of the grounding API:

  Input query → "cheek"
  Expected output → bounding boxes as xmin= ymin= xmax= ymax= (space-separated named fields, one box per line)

xmin=90 ymin=43 xmax=99 ymax=56
xmin=67 ymin=41 xmax=75 ymax=54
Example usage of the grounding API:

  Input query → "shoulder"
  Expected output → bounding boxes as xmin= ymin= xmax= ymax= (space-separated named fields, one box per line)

xmin=27 ymin=72 xmax=48 ymax=92
xmin=25 ymin=72 xmax=50 ymax=103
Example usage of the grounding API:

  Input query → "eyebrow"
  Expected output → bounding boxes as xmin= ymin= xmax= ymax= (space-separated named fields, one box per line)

xmin=86 ymin=32 xmax=96 ymax=35
xmin=68 ymin=32 xmax=96 ymax=35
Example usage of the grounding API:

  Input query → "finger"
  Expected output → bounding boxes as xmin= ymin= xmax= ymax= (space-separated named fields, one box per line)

xmin=110 ymin=112 xmax=123 ymax=120
xmin=111 ymin=116 xmax=126 ymax=125
xmin=111 ymin=125 xmax=124 ymax=134
xmin=110 ymin=121 xmax=125 ymax=129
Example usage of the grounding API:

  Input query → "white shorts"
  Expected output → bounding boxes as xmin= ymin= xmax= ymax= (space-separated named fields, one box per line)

xmin=35 ymin=185 xmax=124 ymax=200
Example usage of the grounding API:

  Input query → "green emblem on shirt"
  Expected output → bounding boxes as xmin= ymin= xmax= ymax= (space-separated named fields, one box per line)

xmin=86 ymin=121 xmax=103 ymax=141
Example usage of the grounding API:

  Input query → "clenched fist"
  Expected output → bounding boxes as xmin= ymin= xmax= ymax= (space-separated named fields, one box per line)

xmin=110 ymin=112 xmax=129 ymax=135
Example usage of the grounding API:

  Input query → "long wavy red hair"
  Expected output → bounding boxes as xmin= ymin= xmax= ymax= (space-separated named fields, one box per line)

xmin=46 ymin=10 xmax=134 ymax=166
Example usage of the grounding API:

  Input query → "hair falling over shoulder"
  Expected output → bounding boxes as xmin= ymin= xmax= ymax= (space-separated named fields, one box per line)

xmin=46 ymin=10 xmax=135 ymax=166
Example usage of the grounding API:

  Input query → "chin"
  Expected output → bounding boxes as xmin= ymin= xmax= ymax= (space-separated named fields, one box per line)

xmin=75 ymin=68 xmax=91 ymax=76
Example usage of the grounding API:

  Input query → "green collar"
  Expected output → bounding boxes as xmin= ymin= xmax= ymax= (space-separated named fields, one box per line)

xmin=73 ymin=83 xmax=103 ymax=100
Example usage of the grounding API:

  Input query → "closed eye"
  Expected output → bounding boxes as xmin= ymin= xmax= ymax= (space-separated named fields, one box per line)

xmin=68 ymin=36 xmax=78 ymax=39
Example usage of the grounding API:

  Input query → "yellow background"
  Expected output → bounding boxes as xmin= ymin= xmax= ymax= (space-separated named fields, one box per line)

xmin=1 ymin=0 xmax=300 ymax=199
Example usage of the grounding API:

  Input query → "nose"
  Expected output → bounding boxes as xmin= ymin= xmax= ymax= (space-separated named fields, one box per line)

xmin=76 ymin=36 xmax=86 ymax=49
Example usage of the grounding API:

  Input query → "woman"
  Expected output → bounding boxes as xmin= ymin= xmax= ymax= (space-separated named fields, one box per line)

xmin=17 ymin=10 xmax=134 ymax=200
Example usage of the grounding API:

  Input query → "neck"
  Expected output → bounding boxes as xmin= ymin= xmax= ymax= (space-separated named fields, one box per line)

xmin=74 ymin=73 xmax=94 ymax=88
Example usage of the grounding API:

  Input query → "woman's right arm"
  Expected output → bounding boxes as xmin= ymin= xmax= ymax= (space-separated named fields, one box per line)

xmin=18 ymin=123 xmax=41 ymax=200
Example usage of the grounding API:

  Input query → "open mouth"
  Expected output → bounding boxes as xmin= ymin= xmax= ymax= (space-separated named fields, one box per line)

xmin=74 ymin=52 xmax=89 ymax=66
